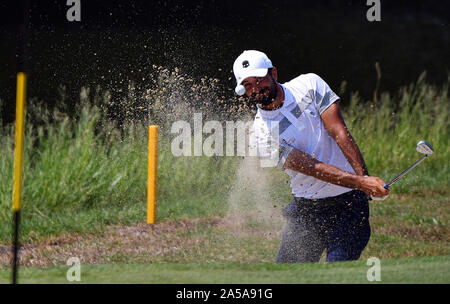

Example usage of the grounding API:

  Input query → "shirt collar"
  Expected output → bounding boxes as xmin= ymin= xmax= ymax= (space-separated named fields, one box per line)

xmin=257 ymin=83 xmax=295 ymax=119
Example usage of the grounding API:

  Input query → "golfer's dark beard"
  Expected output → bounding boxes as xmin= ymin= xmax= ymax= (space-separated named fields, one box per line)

xmin=249 ymin=79 xmax=278 ymax=107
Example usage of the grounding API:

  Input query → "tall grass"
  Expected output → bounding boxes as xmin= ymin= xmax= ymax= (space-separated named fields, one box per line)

xmin=0 ymin=73 xmax=448 ymax=242
xmin=345 ymin=72 xmax=449 ymax=193
xmin=0 ymin=103 xmax=240 ymax=242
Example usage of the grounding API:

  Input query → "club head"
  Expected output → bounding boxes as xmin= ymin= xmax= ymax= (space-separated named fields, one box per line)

xmin=416 ymin=140 xmax=434 ymax=155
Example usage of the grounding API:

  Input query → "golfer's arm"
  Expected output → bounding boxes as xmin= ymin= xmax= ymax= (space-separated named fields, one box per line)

xmin=321 ymin=103 xmax=369 ymax=176
xmin=282 ymin=148 xmax=365 ymax=190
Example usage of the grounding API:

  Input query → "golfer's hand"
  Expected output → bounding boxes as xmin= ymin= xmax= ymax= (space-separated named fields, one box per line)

xmin=360 ymin=176 xmax=390 ymax=198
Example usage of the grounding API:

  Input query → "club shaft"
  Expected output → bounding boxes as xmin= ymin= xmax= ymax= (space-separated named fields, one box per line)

xmin=387 ymin=155 xmax=428 ymax=187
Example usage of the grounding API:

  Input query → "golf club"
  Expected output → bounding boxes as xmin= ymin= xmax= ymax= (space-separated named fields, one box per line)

xmin=371 ymin=140 xmax=434 ymax=200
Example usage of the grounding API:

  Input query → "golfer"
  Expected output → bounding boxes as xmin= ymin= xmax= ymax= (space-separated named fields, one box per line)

xmin=232 ymin=50 xmax=389 ymax=263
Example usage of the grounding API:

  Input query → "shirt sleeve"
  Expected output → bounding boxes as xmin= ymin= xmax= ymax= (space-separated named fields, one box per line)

xmin=309 ymin=73 xmax=340 ymax=114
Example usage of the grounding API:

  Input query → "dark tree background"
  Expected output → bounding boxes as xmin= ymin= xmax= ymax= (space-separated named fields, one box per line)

xmin=0 ymin=0 xmax=448 ymax=124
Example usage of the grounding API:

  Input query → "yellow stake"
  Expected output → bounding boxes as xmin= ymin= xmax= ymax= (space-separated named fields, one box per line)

xmin=12 ymin=73 xmax=27 ymax=212
xmin=147 ymin=125 xmax=159 ymax=224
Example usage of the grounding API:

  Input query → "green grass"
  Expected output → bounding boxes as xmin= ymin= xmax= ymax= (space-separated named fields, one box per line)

xmin=0 ymin=192 xmax=444 ymax=271
xmin=0 ymin=73 xmax=448 ymax=246
xmin=345 ymin=73 xmax=449 ymax=193
xmin=0 ymin=104 xmax=239 ymax=242
xmin=0 ymin=256 xmax=448 ymax=284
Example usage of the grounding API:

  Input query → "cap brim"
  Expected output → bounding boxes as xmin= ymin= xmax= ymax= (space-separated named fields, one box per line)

xmin=237 ymin=68 xmax=268 ymax=85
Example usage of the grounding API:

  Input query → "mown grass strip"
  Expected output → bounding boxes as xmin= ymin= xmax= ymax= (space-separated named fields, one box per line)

xmin=0 ymin=256 xmax=448 ymax=284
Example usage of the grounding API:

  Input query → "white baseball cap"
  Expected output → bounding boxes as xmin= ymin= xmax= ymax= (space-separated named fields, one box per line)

xmin=233 ymin=50 xmax=273 ymax=95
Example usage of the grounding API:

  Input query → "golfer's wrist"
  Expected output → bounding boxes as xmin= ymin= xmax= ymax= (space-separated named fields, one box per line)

xmin=356 ymin=175 xmax=369 ymax=192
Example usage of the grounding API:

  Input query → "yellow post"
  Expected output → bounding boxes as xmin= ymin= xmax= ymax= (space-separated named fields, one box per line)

xmin=147 ymin=125 xmax=159 ymax=224
xmin=12 ymin=72 xmax=27 ymax=212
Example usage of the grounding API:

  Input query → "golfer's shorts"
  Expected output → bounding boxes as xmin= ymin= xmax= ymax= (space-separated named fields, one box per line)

xmin=276 ymin=190 xmax=371 ymax=263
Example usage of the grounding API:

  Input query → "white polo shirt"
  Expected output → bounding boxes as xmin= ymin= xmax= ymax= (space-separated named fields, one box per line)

xmin=253 ymin=73 xmax=355 ymax=199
